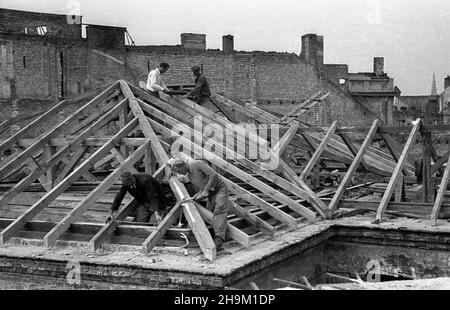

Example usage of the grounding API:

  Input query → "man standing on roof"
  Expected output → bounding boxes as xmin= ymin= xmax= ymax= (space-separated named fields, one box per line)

xmin=186 ymin=65 xmax=211 ymax=106
xmin=169 ymin=156 xmax=230 ymax=250
xmin=146 ymin=62 xmax=170 ymax=98
xmin=106 ymin=171 xmax=167 ymax=224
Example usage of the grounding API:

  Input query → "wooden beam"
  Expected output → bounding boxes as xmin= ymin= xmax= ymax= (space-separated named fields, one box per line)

xmin=21 ymin=154 xmax=52 ymax=192
xmin=138 ymin=99 xmax=312 ymax=203
xmin=54 ymin=148 xmax=88 ymax=185
xmin=121 ymin=81 xmax=216 ymax=261
xmin=209 ymin=97 xmax=238 ymax=123
xmin=141 ymin=200 xmax=182 ymax=254
xmin=195 ymin=203 xmax=250 ymax=248
xmin=394 ymin=175 xmax=405 ymax=202
xmin=0 ymin=99 xmax=71 ymax=155
xmin=338 ymin=131 xmax=370 ymax=172
xmin=90 ymin=166 xmax=166 ymax=250
xmin=300 ymin=121 xmax=337 ymax=180
xmin=374 ymin=119 xmax=422 ymax=223
xmin=431 ymin=150 xmax=450 ymax=176
xmin=423 ymin=130 xmax=433 ymax=203
xmin=110 ymin=147 xmax=138 ymax=173
xmin=0 ymin=118 xmax=138 ymax=244
xmin=278 ymin=91 xmax=322 ymax=123
xmin=229 ymin=202 xmax=275 ymax=238
xmin=326 ymin=199 xmax=450 ymax=218
xmin=146 ymin=116 xmax=316 ymax=221
xmin=273 ymin=122 xmax=300 ymax=156
xmin=0 ymin=99 xmax=128 ymax=211
xmin=0 ymin=110 xmax=44 ymax=135
xmin=431 ymin=144 xmax=444 ymax=176
xmin=431 ymin=155 xmax=450 ymax=225
xmin=89 ymin=199 xmax=136 ymax=250
xmin=381 ymin=133 xmax=413 ymax=176
xmin=43 ymin=141 xmax=149 ymax=247
xmin=0 ymin=82 xmax=119 ymax=180
xmin=278 ymin=159 xmax=327 ymax=218
xmin=223 ymin=177 xmax=298 ymax=228
xmin=328 ymin=119 xmax=380 ymax=215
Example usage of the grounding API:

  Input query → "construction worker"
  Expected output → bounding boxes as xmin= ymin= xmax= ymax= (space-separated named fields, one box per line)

xmin=170 ymin=157 xmax=230 ymax=249
xmin=146 ymin=62 xmax=170 ymax=98
xmin=186 ymin=65 xmax=211 ymax=106
xmin=106 ymin=171 xmax=167 ymax=224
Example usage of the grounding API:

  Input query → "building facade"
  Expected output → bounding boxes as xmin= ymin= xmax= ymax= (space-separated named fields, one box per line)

xmin=0 ymin=8 xmax=401 ymax=127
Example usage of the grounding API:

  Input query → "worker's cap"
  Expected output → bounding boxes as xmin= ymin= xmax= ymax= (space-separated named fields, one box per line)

xmin=191 ymin=65 xmax=201 ymax=72
xmin=120 ymin=171 xmax=133 ymax=181
xmin=171 ymin=158 xmax=187 ymax=169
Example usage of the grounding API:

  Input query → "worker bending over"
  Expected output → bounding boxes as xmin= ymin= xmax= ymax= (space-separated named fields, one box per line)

xmin=146 ymin=62 xmax=170 ymax=98
xmin=170 ymin=157 xmax=230 ymax=249
xmin=107 ymin=171 xmax=167 ymax=223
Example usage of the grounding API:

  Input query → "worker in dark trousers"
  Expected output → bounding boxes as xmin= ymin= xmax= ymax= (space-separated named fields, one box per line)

xmin=185 ymin=65 xmax=215 ymax=107
xmin=107 ymin=171 xmax=167 ymax=223
xmin=170 ymin=157 xmax=230 ymax=249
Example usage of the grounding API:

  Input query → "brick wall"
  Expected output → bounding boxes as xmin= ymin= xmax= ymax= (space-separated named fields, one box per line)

xmin=0 ymin=32 xmax=378 ymax=126
xmin=0 ymin=8 xmax=81 ymax=39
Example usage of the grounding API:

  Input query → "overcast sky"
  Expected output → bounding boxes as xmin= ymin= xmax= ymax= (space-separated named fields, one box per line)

xmin=2 ymin=0 xmax=450 ymax=95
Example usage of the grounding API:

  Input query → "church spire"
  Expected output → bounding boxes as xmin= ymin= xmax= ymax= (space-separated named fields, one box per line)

xmin=431 ymin=72 xmax=437 ymax=96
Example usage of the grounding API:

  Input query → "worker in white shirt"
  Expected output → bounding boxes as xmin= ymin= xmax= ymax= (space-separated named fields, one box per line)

xmin=146 ymin=62 xmax=170 ymax=98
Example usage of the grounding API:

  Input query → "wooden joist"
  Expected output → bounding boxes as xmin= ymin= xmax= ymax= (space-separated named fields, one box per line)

xmin=89 ymin=199 xmax=136 ymax=250
xmin=196 ymin=203 xmax=250 ymax=248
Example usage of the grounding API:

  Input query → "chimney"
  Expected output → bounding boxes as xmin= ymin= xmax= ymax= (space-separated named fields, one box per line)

xmin=445 ymin=75 xmax=450 ymax=90
xmin=316 ymin=35 xmax=324 ymax=68
xmin=373 ymin=57 xmax=384 ymax=76
xmin=181 ymin=33 xmax=206 ymax=50
xmin=300 ymin=34 xmax=324 ymax=69
xmin=222 ymin=35 xmax=234 ymax=55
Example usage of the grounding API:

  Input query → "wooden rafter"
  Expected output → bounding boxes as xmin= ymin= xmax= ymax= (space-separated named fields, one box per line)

xmin=43 ymin=141 xmax=150 ymax=247
xmin=0 ymin=99 xmax=128 ymax=210
xmin=0 ymin=82 xmax=120 ymax=181
xmin=374 ymin=119 xmax=422 ymax=223
xmin=301 ymin=121 xmax=337 ymax=180
xmin=0 ymin=118 xmax=139 ymax=244
xmin=120 ymin=81 xmax=217 ymax=261
xmin=328 ymin=119 xmax=381 ymax=215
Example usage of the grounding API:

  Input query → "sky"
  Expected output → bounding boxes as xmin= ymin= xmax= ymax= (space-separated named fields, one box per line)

xmin=2 ymin=0 xmax=450 ymax=95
